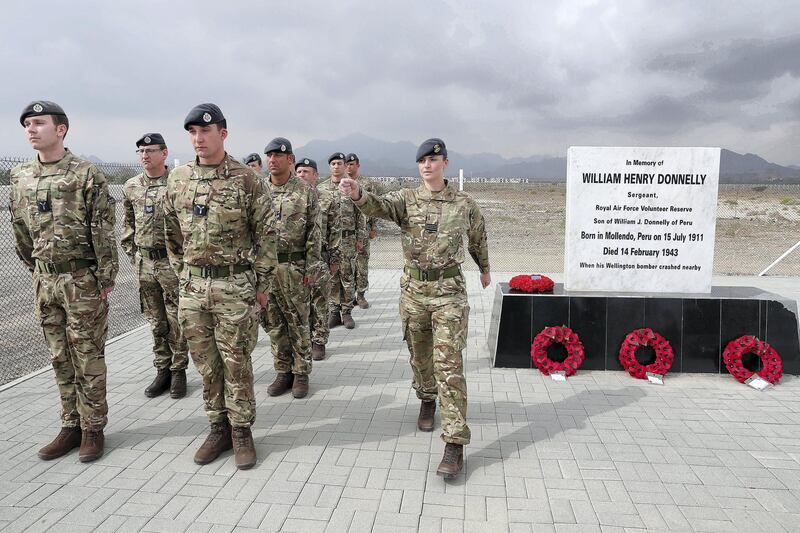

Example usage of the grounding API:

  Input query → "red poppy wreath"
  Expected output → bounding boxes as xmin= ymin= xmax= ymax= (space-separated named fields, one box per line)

xmin=509 ymin=274 xmax=554 ymax=293
xmin=531 ymin=326 xmax=585 ymax=377
xmin=618 ymin=328 xmax=674 ymax=380
xmin=723 ymin=335 xmax=782 ymax=385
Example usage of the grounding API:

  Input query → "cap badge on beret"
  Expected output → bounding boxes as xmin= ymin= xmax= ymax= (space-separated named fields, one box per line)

xmin=281 ymin=144 xmax=286 ymax=152
xmin=144 ymin=136 xmax=151 ymax=144
xmin=202 ymin=112 xmax=212 ymax=123
xmin=339 ymin=153 xmax=344 ymax=158
xmin=33 ymin=103 xmax=43 ymax=113
xmin=304 ymin=159 xmax=309 ymax=164
xmin=433 ymin=144 xmax=441 ymax=154
xmin=349 ymin=155 xmax=354 ymax=161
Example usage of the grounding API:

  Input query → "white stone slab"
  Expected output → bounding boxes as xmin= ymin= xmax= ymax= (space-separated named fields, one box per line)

xmin=565 ymin=146 xmax=720 ymax=293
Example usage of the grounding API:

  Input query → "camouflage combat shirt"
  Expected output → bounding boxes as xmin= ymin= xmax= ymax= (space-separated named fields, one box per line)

xmin=355 ymin=180 xmax=490 ymax=273
xmin=265 ymin=173 xmax=323 ymax=278
xmin=9 ymin=149 xmax=119 ymax=288
xmin=120 ymin=167 xmax=170 ymax=259
xmin=162 ymin=154 xmax=277 ymax=293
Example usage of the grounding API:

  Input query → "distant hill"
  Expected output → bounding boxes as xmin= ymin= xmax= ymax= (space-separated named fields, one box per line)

xmin=293 ymin=135 xmax=800 ymax=183
xmin=79 ymin=136 xmax=800 ymax=183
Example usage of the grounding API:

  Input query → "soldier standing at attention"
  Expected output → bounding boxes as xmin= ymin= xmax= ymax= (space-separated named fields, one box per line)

xmin=10 ymin=101 xmax=118 ymax=462
xmin=339 ymin=138 xmax=490 ymax=479
xmin=345 ymin=153 xmax=378 ymax=310
xmin=244 ymin=153 xmax=263 ymax=175
xmin=163 ymin=103 xmax=276 ymax=469
xmin=262 ymin=138 xmax=322 ymax=399
xmin=121 ymin=133 xmax=189 ymax=399
xmin=319 ymin=152 xmax=365 ymax=330
xmin=295 ymin=158 xmax=341 ymax=361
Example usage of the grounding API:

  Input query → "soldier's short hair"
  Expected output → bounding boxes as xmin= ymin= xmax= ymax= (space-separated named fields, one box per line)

xmin=53 ymin=114 xmax=70 ymax=139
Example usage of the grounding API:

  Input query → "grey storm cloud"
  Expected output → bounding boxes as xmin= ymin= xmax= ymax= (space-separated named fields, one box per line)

xmin=2 ymin=0 xmax=800 ymax=165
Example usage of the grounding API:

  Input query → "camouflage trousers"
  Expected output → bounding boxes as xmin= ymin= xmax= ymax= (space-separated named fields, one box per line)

xmin=329 ymin=249 xmax=356 ymax=313
xmin=33 ymin=267 xmax=108 ymax=431
xmin=138 ymin=257 xmax=188 ymax=371
xmin=399 ymin=273 xmax=471 ymax=445
xmin=178 ymin=270 xmax=258 ymax=427
xmin=310 ymin=267 xmax=332 ymax=345
xmin=355 ymin=240 xmax=370 ymax=295
xmin=261 ymin=262 xmax=312 ymax=375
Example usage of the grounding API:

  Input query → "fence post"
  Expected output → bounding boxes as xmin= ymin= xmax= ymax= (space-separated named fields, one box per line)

xmin=759 ymin=240 xmax=800 ymax=276
xmin=459 ymin=169 xmax=464 ymax=191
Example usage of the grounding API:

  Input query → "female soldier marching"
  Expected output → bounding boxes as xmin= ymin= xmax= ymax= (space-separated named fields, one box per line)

xmin=339 ymin=138 xmax=490 ymax=478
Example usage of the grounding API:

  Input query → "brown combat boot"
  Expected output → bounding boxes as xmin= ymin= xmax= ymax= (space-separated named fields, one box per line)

xmin=328 ymin=311 xmax=342 ymax=328
xmin=342 ymin=312 xmax=355 ymax=329
xmin=38 ymin=427 xmax=82 ymax=460
xmin=145 ymin=367 xmax=171 ymax=398
xmin=356 ymin=293 xmax=370 ymax=309
xmin=436 ymin=443 xmax=464 ymax=479
xmin=194 ymin=420 xmax=232 ymax=465
xmin=311 ymin=343 xmax=326 ymax=361
xmin=170 ymin=369 xmax=187 ymax=399
xmin=418 ymin=400 xmax=436 ymax=432
xmin=292 ymin=374 xmax=309 ymax=398
xmin=232 ymin=426 xmax=257 ymax=469
xmin=267 ymin=372 xmax=294 ymax=396
xmin=78 ymin=430 xmax=105 ymax=463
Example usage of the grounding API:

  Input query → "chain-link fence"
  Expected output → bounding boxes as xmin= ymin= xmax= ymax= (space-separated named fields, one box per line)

xmin=366 ymin=177 xmax=800 ymax=276
xmin=1 ymin=157 xmax=798 ymax=385
xmin=0 ymin=157 xmax=145 ymax=386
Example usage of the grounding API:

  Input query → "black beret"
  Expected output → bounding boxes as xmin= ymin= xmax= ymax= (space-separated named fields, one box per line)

xmin=183 ymin=103 xmax=225 ymax=130
xmin=136 ymin=133 xmax=166 ymax=148
xmin=346 ymin=153 xmax=359 ymax=163
xmin=264 ymin=137 xmax=293 ymax=155
xmin=295 ymin=158 xmax=318 ymax=171
xmin=328 ymin=152 xmax=346 ymax=164
xmin=415 ymin=138 xmax=447 ymax=162
xmin=20 ymin=100 xmax=67 ymax=126
xmin=244 ymin=153 xmax=262 ymax=165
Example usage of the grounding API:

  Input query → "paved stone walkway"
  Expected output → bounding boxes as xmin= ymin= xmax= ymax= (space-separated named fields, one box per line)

xmin=1 ymin=271 xmax=799 ymax=532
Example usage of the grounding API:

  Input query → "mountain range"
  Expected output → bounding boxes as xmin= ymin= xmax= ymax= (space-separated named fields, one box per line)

xmin=292 ymin=134 xmax=800 ymax=184
xmin=87 ymin=133 xmax=800 ymax=183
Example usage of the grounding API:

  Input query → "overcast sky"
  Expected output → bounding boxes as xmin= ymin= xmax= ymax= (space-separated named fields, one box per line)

xmin=3 ymin=0 xmax=799 ymax=166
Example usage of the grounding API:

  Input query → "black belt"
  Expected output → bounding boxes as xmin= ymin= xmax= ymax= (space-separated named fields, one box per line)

xmin=404 ymin=265 xmax=461 ymax=281
xmin=35 ymin=258 xmax=96 ymax=274
xmin=139 ymin=247 xmax=168 ymax=260
xmin=187 ymin=264 xmax=251 ymax=278
xmin=278 ymin=251 xmax=305 ymax=263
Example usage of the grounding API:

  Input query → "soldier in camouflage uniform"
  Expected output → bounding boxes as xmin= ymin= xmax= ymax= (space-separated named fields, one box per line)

xmin=340 ymin=138 xmax=491 ymax=479
xmin=10 ymin=101 xmax=118 ymax=463
xmin=319 ymin=152 xmax=366 ymax=330
xmin=121 ymin=133 xmax=189 ymax=399
xmin=295 ymin=158 xmax=341 ymax=361
xmin=163 ymin=103 xmax=277 ymax=470
xmin=345 ymin=153 xmax=378 ymax=309
xmin=243 ymin=153 xmax=263 ymax=175
xmin=260 ymin=138 xmax=322 ymax=399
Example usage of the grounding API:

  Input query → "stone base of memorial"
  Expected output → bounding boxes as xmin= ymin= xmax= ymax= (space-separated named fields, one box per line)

xmin=488 ymin=283 xmax=800 ymax=374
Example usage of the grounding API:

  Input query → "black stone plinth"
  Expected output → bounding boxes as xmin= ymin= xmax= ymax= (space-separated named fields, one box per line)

xmin=487 ymin=283 xmax=800 ymax=374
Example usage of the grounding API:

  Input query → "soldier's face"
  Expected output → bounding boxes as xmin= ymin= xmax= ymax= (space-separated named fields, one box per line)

xmin=296 ymin=167 xmax=318 ymax=185
xmin=23 ymin=116 xmax=64 ymax=151
xmin=346 ymin=161 xmax=359 ymax=178
xmin=330 ymin=160 xmax=345 ymax=179
xmin=138 ymin=145 xmax=168 ymax=175
xmin=266 ymin=152 xmax=292 ymax=175
xmin=188 ymin=124 xmax=227 ymax=161
xmin=247 ymin=161 xmax=262 ymax=172
xmin=418 ymin=155 xmax=448 ymax=181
